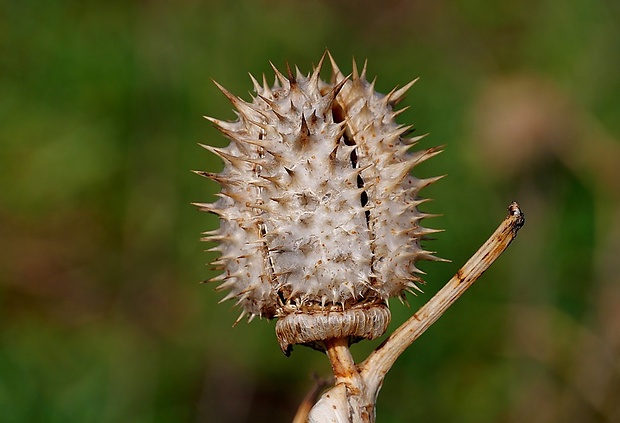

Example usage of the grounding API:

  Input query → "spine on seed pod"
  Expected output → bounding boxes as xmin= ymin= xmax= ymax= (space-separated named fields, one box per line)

xmin=195 ymin=52 xmax=443 ymax=355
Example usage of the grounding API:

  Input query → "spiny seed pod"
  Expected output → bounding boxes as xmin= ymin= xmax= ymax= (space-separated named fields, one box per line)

xmin=195 ymin=52 xmax=443 ymax=355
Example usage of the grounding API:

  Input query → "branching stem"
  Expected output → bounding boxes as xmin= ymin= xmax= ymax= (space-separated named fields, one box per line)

xmin=359 ymin=202 xmax=525 ymax=393
xmin=305 ymin=202 xmax=525 ymax=422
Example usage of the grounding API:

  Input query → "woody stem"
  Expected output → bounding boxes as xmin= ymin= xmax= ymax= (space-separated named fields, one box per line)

xmin=359 ymin=202 xmax=525 ymax=395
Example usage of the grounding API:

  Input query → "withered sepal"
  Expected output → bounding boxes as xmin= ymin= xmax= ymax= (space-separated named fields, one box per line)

xmin=275 ymin=303 xmax=391 ymax=355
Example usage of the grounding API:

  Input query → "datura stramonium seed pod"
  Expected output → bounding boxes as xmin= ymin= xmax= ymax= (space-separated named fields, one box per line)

xmin=195 ymin=53 xmax=443 ymax=355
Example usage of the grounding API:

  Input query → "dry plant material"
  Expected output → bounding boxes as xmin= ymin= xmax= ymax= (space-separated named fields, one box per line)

xmin=196 ymin=52 xmax=524 ymax=422
xmin=195 ymin=52 xmax=442 ymax=355
xmin=306 ymin=202 xmax=524 ymax=422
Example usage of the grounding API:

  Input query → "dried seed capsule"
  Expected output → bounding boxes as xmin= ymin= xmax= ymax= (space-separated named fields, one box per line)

xmin=196 ymin=52 xmax=442 ymax=355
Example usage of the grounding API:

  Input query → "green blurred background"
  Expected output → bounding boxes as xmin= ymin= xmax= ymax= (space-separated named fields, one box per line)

xmin=1 ymin=0 xmax=619 ymax=421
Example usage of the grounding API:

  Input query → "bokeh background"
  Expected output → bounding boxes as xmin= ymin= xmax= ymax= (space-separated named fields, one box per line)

xmin=1 ymin=0 xmax=619 ymax=422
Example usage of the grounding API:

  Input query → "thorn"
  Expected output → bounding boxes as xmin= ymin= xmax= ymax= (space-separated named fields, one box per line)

xmin=245 ymin=116 xmax=272 ymax=133
xmin=258 ymin=175 xmax=283 ymax=188
xmin=387 ymin=78 xmax=419 ymax=106
xmin=285 ymin=60 xmax=295 ymax=83
xmin=401 ymin=133 xmax=429 ymax=146
xmin=199 ymin=143 xmax=261 ymax=168
xmin=191 ymin=169 xmax=212 ymax=178
xmin=257 ymin=94 xmax=288 ymax=122
xmin=234 ymin=290 xmax=252 ymax=308
xmin=390 ymin=105 xmax=410 ymax=119
xmin=201 ymin=228 xmax=223 ymax=236
xmin=355 ymin=162 xmax=373 ymax=176
xmin=198 ymin=142 xmax=228 ymax=158
xmin=398 ymin=226 xmax=445 ymax=238
xmin=350 ymin=121 xmax=374 ymax=139
xmin=191 ymin=170 xmax=236 ymax=185
xmin=233 ymin=309 xmax=247 ymax=326
xmin=203 ymin=117 xmax=244 ymax=143
xmin=192 ymin=202 xmax=224 ymax=215
xmin=352 ymin=56 xmax=359 ymax=80
xmin=401 ymin=129 xmax=416 ymax=139
xmin=191 ymin=201 xmax=213 ymax=209
xmin=248 ymin=72 xmax=262 ymax=94
xmin=284 ymin=167 xmax=295 ymax=178
xmin=360 ymin=58 xmax=368 ymax=80
xmin=213 ymin=79 xmax=269 ymax=121
xmin=384 ymin=125 xmax=414 ymax=142
xmin=201 ymin=233 xmax=227 ymax=243
xmin=329 ymin=143 xmax=339 ymax=164
xmin=308 ymin=109 xmax=319 ymax=126
xmin=406 ymin=281 xmax=425 ymax=294
xmin=212 ymin=79 xmax=244 ymax=107
xmin=204 ymin=116 xmax=239 ymax=133
xmin=418 ymin=211 xmax=445 ymax=221
xmin=217 ymin=288 xmax=238 ymax=304
xmin=261 ymin=73 xmax=272 ymax=96
xmin=419 ymin=174 xmax=447 ymax=189
xmin=294 ymin=64 xmax=304 ymax=81
xmin=383 ymin=85 xmax=399 ymax=106
xmin=424 ymin=253 xmax=451 ymax=263
xmin=215 ymin=191 xmax=246 ymax=202
xmin=309 ymin=51 xmax=327 ymax=89
xmin=335 ymin=119 xmax=349 ymax=140
xmin=298 ymin=114 xmax=311 ymax=150
xmin=238 ymin=136 xmax=272 ymax=149
xmin=418 ymin=227 xmax=446 ymax=237
xmin=414 ymin=145 xmax=444 ymax=165
xmin=332 ymin=74 xmax=351 ymax=97
xmin=208 ymin=273 xmax=228 ymax=283
xmin=317 ymin=74 xmax=350 ymax=114
xmin=368 ymin=75 xmax=377 ymax=93
xmin=326 ymin=50 xmax=345 ymax=83
xmin=270 ymin=61 xmax=289 ymax=88
xmin=389 ymin=149 xmax=440 ymax=178
xmin=201 ymin=236 xmax=223 ymax=245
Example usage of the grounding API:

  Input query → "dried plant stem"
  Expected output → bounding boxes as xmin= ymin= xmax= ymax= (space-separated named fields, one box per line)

xmin=359 ymin=201 xmax=525 ymax=392
xmin=292 ymin=376 xmax=331 ymax=423
xmin=325 ymin=338 xmax=373 ymax=421
xmin=306 ymin=202 xmax=525 ymax=422
xmin=324 ymin=338 xmax=359 ymax=386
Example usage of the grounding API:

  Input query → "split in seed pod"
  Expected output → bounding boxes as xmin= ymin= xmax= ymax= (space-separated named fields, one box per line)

xmin=195 ymin=52 xmax=444 ymax=355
